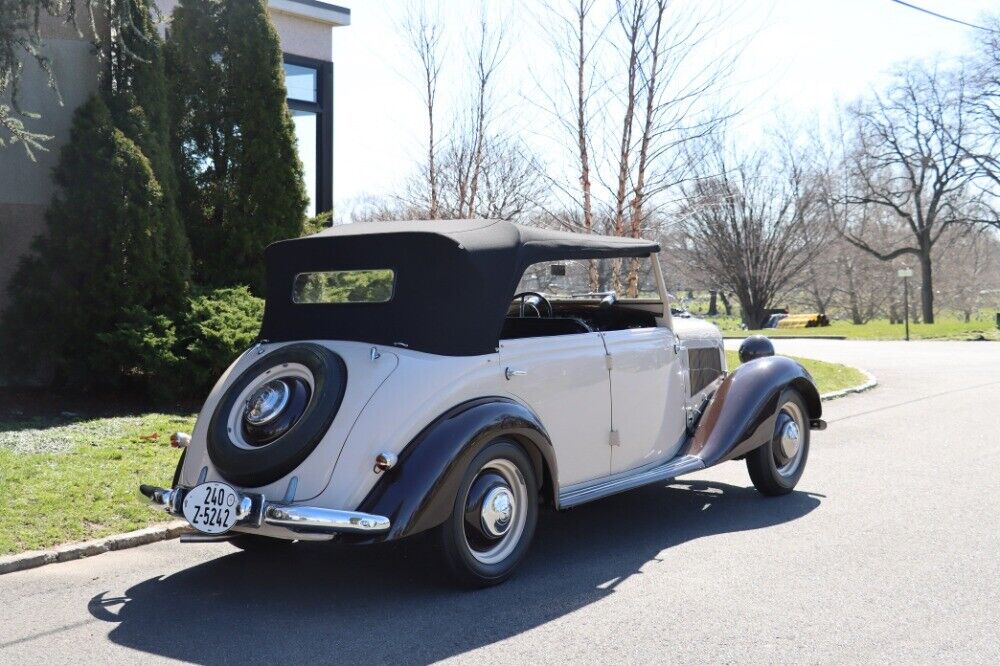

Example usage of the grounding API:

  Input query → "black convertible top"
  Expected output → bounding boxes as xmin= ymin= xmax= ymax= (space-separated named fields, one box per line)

xmin=260 ymin=219 xmax=660 ymax=355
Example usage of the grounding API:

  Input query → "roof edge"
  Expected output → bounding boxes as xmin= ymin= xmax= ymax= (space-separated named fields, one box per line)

xmin=269 ymin=0 xmax=350 ymax=26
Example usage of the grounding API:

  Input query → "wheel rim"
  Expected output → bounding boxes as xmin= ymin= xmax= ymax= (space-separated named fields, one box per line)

xmin=772 ymin=400 xmax=805 ymax=478
xmin=227 ymin=363 xmax=314 ymax=450
xmin=462 ymin=458 xmax=528 ymax=565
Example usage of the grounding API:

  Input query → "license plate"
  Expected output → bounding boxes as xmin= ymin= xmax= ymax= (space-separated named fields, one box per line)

xmin=182 ymin=482 xmax=241 ymax=534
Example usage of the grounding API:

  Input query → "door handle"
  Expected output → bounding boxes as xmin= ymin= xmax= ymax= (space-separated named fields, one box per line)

xmin=505 ymin=367 xmax=527 ymax=381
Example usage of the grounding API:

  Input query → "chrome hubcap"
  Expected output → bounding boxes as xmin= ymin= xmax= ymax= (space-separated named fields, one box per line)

xmin=463 ymin=459 xmax=528 ymax=565
xmin=780 ymin=420 xmax=800 ymax=459
xmin=481 ymin=487 xmax=514 ymax=537
xmin=245 ymin=379 xmax=290 ymax=425
xmin=772 ymin=401 xmax=806 ymax=477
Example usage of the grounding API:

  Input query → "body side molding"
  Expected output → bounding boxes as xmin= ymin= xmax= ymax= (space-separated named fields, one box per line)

xmin=558 ymin=455 xmax=704 ymax=508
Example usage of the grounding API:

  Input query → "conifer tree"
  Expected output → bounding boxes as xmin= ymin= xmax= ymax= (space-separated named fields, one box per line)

xmin=1 ymin=97 xmax=177 ymax=387
xmin=108 ymin=0 xmax=191 ymax=311
xmin=167 ymin=0 xmax=307 ymax=292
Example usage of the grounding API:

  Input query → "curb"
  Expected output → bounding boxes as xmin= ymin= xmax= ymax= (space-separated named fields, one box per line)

xmin=820 ymin=368 xmax=878 ymax=401
xmin=723 ymin=335 xmax=847 ymax=340
xmin=0 ymin=521 xmax=190 ymax=576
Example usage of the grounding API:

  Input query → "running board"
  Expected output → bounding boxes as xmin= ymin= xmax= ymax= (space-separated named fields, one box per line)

xmin=558 ymin=455 xmax=705 ymax=509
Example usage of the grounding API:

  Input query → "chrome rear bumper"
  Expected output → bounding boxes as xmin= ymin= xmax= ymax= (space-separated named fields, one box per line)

xmin=139 ymin=484 xmax=390 ymax=535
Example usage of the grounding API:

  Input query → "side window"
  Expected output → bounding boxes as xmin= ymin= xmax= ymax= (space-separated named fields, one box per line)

xmin=515 ymin=257 xmax=659 ymax=300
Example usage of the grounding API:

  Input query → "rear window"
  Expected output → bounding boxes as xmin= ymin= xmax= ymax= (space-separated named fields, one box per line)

xmin=292 ymin=269 xmax=395 ymax=304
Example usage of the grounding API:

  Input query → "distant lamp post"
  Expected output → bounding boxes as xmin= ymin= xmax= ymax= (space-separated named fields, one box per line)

xmin=898 ymin=267 xmax=914 ymax=341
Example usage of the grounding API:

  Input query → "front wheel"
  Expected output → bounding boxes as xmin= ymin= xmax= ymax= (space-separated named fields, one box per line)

xmin=746 ymin=389 xmax=810 ymax=496
xmin=437 ymin=439 xmax=538 ymax=587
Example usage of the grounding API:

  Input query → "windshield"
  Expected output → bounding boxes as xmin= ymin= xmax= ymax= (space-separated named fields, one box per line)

xmin=515 ymin=256 xmax=660 ymax=301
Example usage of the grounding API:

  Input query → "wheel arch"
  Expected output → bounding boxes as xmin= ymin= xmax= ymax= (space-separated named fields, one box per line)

xmin=686 ymin=355 xmax=822 ymax=467
xmin=790 ymin=375 xmax=822 ymax=419
xmin=348 ymin=396 xmax=556 ymax=544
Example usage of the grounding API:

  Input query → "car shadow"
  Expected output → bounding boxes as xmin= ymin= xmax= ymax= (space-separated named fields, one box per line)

xmin=88 ymin=480 xmax=821 ymax=665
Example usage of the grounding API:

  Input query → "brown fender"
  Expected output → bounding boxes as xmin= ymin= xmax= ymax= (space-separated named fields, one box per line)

xmin=687 ymin=355 xmax=821 ymax=466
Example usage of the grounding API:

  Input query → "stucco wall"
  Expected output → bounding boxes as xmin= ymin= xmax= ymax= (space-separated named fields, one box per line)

xmin=270 ymin=9 xmax=334 ymax=61
xmin=0 ymin=37 xmax=101 ymax=315
xmin=155 ymin=0 xmax=336 ymax=62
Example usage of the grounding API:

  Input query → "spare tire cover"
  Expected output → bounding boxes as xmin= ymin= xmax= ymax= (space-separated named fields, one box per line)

xmin=208 ymin=343 xmax=347 ymax=488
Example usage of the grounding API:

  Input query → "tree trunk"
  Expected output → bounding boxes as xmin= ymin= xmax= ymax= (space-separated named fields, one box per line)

xmin=738 ymin=294 xmax=768 ymax=330
xmin=919 ymin=250 xmax=934 ymax=324
xmin=707 ymin=290 xmax=718 ymax=316
xmin=719 ymin=292 xmax=732 ymax=316
xmin=845 ymin=264 xmax=863 ymax=324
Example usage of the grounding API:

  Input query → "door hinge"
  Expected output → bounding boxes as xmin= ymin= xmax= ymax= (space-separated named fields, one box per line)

xmin=605 ymin=352 xmax=613 ymax=370
xmin=609 ymin=429 xmax=621 ymax=447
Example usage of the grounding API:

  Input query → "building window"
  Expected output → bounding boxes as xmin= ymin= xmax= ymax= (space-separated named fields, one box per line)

xmin=283 ymin=55 xmax=333 ymax=217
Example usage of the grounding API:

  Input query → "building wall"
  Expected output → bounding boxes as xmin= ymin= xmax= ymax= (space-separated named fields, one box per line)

xmin=0 ymin=23 xmax=101 ymax=315
xmin=0 ymin=1 xmax=342 ymax=317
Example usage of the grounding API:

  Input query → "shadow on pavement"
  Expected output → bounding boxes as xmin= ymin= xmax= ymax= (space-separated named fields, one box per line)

xmin=88 ymin=480 xmax=820 ymax=665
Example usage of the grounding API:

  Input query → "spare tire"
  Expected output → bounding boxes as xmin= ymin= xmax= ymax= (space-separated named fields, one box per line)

xmin=207 ymin=343 xmax=347 ymax=488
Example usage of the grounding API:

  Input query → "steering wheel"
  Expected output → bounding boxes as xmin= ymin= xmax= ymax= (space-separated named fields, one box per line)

xmin=512 ymin=291 xmax=553 ymax=318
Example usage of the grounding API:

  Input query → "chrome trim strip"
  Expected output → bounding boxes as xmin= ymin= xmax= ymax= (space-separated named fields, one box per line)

xmin=557 ymin=454 xmax=705 ymax=508
xmin=264 ymin=504 xmax=390 ymax=534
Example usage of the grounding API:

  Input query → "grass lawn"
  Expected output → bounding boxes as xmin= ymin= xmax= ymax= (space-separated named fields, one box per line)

xmin=710 ymin=316 xmax=1000 ymax=341
xmin=0 ymin=349 xmax=868 ymax=556
xmin=0 ymin=413 xmax=194 ymax=555
xmin=725 ymin=351 xmax=867 ymax=396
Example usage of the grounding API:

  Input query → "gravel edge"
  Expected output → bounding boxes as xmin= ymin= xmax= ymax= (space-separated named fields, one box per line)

xmin=0 ymin=520 xmax=190 ymax=576
xmin=2 ymin=367 xmax=878 ymax=576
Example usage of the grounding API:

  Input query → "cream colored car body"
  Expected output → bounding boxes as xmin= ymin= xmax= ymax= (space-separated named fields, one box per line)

xmin=178 ymin=254 xmax=725 ymax=540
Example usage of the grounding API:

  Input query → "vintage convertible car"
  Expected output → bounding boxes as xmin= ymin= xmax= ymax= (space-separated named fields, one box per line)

xmin=141 ymin=219 xmax=825 ymax=586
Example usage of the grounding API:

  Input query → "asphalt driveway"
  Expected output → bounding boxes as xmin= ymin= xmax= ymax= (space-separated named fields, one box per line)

xmin=1 ymin=340 xmax=998 ymax=664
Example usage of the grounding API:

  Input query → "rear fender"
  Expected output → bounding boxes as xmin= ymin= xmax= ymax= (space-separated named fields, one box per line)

xmin=687 ymin=355 xmax=821 ymax=466
xmin=349 ymin=397 xmax=555 ymax=543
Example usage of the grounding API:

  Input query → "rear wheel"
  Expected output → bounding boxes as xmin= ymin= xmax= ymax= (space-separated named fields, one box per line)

xmin=746 ymin=389 xmax=810 ymax=496
xmin=437 ymin=439 xmax=538 ymax=587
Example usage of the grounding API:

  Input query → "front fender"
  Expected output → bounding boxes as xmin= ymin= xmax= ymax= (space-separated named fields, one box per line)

xmin=688 ymin=355 xmax=821 ymax=466
xmin=349 ymin=397 xmax=555 ymax=543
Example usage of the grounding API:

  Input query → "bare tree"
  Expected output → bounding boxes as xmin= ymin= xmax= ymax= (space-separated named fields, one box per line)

xmin=967 ymin=14 xmax=1000 ymax=224
xmin=532 ymin=0 xmax=607 ymax=287
xmin=400 ymin=2 xmax=444 ymax=219
xmin=838 ymin=62 xmax=985 ymax=323
xmin=572 ymin=1 xmax=597 ymax=241
xmin=934 ymin=227 xmax=1000 ymax=322
xmin=461 ymin=13 xmax=506 ymax=217
xmin=536 ymin=0 xmax=740 ymax=294
xmin=432 ymin=132 xmax=545 ymax=220
xmin=678 ymin=137 xmax=823 ymax=329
